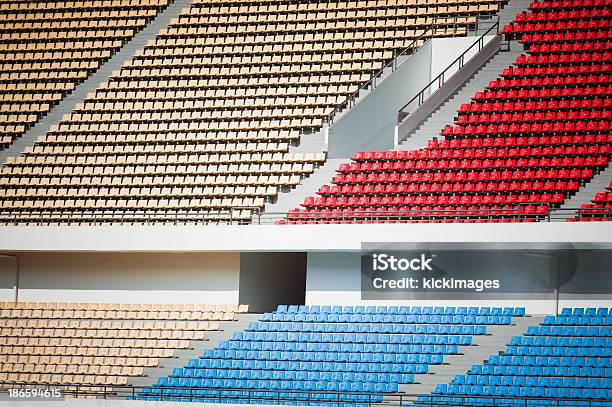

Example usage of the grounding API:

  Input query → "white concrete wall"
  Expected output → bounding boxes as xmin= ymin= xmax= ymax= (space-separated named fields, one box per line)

xmin=305 ymin=252 xmax=612 ymax=314
xmin=430 ymin=35 xmax=496 ymax=82
xmin=0 ymin=252 xmax=240 ymax=304
xmin=0 ymin=223 xmax=610 ymax=252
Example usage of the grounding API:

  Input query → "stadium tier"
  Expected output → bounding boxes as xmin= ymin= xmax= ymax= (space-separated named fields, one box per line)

xmin=0 ymin=302 xmax=247 ymax=389
xmin=136 ymin=305 xmax=526 ymax=404
xmin=283 ymin=0 xmax=612 ymax=224
xmin=416 ymin=307 xmax=612 ymax=406
xmin=0 ymin=0 xmax=169 ymax=149
xmin=571 ymin=179 xmax=612 ymax=221
xmin=0 ymin=0 xmax=503 ymax=225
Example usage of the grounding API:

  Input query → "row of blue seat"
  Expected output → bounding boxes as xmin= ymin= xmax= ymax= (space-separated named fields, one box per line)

xmin=261 ymin=313 xmax=512 ymax=325
xmin=233 ymin=331 xmax=473 ymax=345
xmin=197 ymin=350 xmax=445 ymax=364
xmin=505 ymin=345 xmax=611 ymax=357
xmin=416 ymin=396 xmax=612 ymax=407
xmin=140 ymin=388 xmax=383 ymax=403
xmin=185 ymin=359 xmax=429 ymax=373
xmin=542 ymin=316 xmax=612 ymax=326
xmin=452 ymin=375 xmax=611 ymax=388
xmin=468 ymin=364 xmax=610 ymax=377
xmin=136 ymin=396 xmax=378 ymax=406
xmin=150 ymin=379 xmax=399 ymax=393
xmin=560 ymin=308 xmax=612 ymax=317
xmin=510 ymin=335 xmax=611 ymax=346
xmin=432 ymin=384 xmax=610 ymax=399
xmin=526 ymin=325 xmax=612 ymax=336
xmin=166 ymin=369 xmax=415 ymax=384
xmin=276 ymin=305 xmax=525 ymax=316
xmin=248 ymin=322 xmax=488 ymax=335
xmin=489 ymin=355 xmax=611 ymax=367
xmin=217 ymin=341 xmax=460 ymax=354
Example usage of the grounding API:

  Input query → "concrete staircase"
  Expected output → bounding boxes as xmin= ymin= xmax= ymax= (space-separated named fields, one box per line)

xmin=126 ymin=313 xmax=262 ymax=389
xmin=554 ymin=160 xmax=612 ymax=221
xmin=0 ymin=0 xmax=192 ymax=165
xmin=260 ymin=159 xmax=348 ymax=221
xmin=289 ymin=129 xmax=327 ymax=155
xmin=392 ymin=315 xmax=545 ymax=403
xmin=398 ymin=48 xmax=522 ymax=152
xmin=497 ymin=0 xmax=534 ymax=30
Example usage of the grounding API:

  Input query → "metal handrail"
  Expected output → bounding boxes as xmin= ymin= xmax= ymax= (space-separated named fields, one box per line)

xmin=397 ymin=18 xmax=501 ymax=124
xmin=1 ymin=205 xmax=611 ymax=224
xmin=0 ymin=382 xmax=609 ymax=407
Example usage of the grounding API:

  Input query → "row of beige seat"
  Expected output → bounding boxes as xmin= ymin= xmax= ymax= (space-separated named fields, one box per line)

xmin=1 ymin=50 xmax=112 ymax=63
xmin=0 ymin=40 xmax=122 ymax=52
xmin=0 ymin=212 xmax=254 ymax=225
xmin=0 ymin=309 xmax=235 ymax=320
xmin=2 ymin=186 xmax=277 ymax=198
xmin=78 ymin=96 xmax=344 ymax=110
xmin=0 ymin=0 xmax=168 ymax=149
xmin=1 ymin=320 xmax=216 ymax=330
xmin=91 ymin=85 xmax=355 ymax=100
xmin=0 ymin=302 xmax=247 ymax=311
xmin=1 ymin=364 xmax=144 ymax=377
xmin=175 ymin=7 xmax=492 ymax=29
xmin=0 ymin=338 xmax=191 ymax=349
xmin=0 ymin=373 xmax=130 ymax=386
xmin=1 ymin=162 xmax=314 ymax=175
xmin=17 ymin=144 xmax=296 ymax=158
xmin=39 ymin=131 xmax=301 ymax=144
xmin=99 ymin=73 xmax=371 ymax=90
xmin=0 ymin=198 xmax=267 ymax=210
xmin=194 ymin=0 xmax=495 ymax=11
xmin=5 ymin=355 xmax=158 ymax=367
xmin=1 ymin=345 xmax=174 ymax=358
xmin=1 ymin=175 xmax=298 ymax=187
xmin=1 ymin=329 xmax=207 ymax=340
xmin=0 ymin=0 xmax=167 ymax=11
xmin=2 ymin=9 xmax=157 ymax=21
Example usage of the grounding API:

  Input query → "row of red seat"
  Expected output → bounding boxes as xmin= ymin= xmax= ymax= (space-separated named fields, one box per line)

xmin=459 ymin=99 xmax=610 ymax=113
xmin=527 ymin=41 xmax=611 ymax=54
xmin=337 ymin=159 xmax=604 ymax=174
xmin=442 ymin=121 xmax=609 ymax=136
xmin=486 ymin=74 xmax=610 ymax=89
xmin=503 ymin=18 xmax=610 ymax=34
xmin=456 ymin=110 xmax=610 ymax=125
xmin=515 ymin=52 xmax=610 ymax=65
xmin=428 ymin=134 xmax=611 ymax=149
xmin=529 ymin=0 xmax=610 ymax=10
xmin=516 ymin=8 xmax=610 ymax=22
xmin=304 ymin=194 xmax=564 ymax=207
xmin=472 ymin=85 xmax=611 ymax=101
xmin=519 ymin=30 xmax=611 ymax=44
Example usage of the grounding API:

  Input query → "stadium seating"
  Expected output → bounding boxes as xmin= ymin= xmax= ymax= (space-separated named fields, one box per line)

xmin=0 ymin=302 xmax=247 ymax=390
xmin=415 ymin=307 xmax=612 ymax=406
xmin=283 ymin=0 xmax=612 ymax=224
xmin=572 ymin=179 xmax=612 ymax=221
xmin=136 ymin=305 xmax=525 ymax=404
xmin=0 ymin=0 xmax=169 ymax=149
xmin=0 ymin=0 xmax=504 ymax=224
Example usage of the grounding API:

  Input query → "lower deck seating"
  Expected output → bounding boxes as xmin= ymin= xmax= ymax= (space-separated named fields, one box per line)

xmin=137 ymin=305 xmax=524 ymax=405
xmin=0 ymin=302 xmax=247 ymax=390
xmin=415 ymin=307 xmax=612 ymax=406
